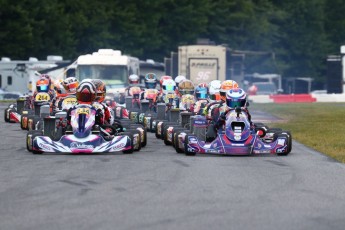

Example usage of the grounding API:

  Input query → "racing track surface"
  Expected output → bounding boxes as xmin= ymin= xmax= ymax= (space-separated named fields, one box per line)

xmin=1 ymin=106 xmax=345 ymax=230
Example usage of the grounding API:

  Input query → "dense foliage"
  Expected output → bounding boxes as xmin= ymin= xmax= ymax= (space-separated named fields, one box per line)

xmin=0 ymin=0 xmax=344 ymax=85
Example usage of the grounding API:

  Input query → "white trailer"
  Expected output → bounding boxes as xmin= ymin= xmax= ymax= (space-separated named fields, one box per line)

xmin=178 ymin=45 xmax=228 ymax=85
xmin=76 ymin=49 xmax=140 ymax=94
xmin=0 ymin=56 xmax=69 ymax=95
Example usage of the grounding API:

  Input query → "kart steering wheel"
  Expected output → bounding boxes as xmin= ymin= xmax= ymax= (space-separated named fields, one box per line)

xmin=113 ymin=121 xmax=124 ymax=132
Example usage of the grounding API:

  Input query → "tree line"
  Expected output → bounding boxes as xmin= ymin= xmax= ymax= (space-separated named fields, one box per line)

xmin=0 ymin=0 xmax=344 ymax=87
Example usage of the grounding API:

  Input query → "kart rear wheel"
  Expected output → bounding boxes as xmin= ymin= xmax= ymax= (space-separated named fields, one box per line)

xmin=128 ymin=129 xmax=141 ymax=151
xmin=174 ymin=130 xmax=188 ymax=153
xmin=122 ymin=132 xmax=134 ymax=154
xmin=130 ymin=124 xmax=147 ymax=148
xmin=20 ymin=113 xmax=28 ymax=130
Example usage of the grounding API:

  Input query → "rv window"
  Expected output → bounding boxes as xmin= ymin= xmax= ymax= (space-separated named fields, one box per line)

xmin=7 ymin=76 xmax=12 ymax=85
xmin=0 ymin=75 xmax=2 ymax=88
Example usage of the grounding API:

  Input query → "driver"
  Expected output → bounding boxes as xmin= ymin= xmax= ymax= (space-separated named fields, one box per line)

xmin=214 ymin=88 xmax=252 ymax=130
xmin=67 ymin=80 xmax=104 ymax=127
xmin=91 ymin=79 xmax=114 ymax=125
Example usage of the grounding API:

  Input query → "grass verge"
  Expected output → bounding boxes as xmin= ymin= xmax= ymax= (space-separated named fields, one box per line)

xmin=251 ymin=102 xmax=345 ymax=163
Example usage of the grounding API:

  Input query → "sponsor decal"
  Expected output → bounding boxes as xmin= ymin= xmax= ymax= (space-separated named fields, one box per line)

xmin=39 ymin=142 xmax=52 ymax=151
xmin=112 ymin=142 xmax=125 ymax=151
xmin=264 ymin=144 xmax=271 ymax=148
xmin=70 ymin=142 xmax=94 ymax=149
xmin=206 ymin=149 xmax=219 ymax=153
xmin=254 ymin=150 xmax=271 ymax=154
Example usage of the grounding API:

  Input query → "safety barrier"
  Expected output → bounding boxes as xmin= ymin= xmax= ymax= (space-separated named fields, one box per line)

xmin=248 ymin=93 xmax=345 ymax=103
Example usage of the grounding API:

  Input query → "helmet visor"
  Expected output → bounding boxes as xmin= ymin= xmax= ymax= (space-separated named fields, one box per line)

xmin=180 ymin=89 xmax=194 ymax=95
xmin=196 ymin=92 xmax=208 ymax=99
xmin=209 ymin=93 xmax=221 ymax=101
xmin=145 ymin=82 xmax=156 ymax=89
xmin=37 ymin=85 xmax=48 ymax=92
xmin=163 ymin=85 xmax=176 ymax=91
xmin=226 ymin=99 xmax=246 ymax=108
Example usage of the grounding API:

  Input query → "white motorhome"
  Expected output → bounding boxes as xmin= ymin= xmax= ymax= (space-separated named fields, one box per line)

xmin=76 ymin=49 xmax=140 ymax=94
xmin=0 ymin=56 xmax=70 ymax=94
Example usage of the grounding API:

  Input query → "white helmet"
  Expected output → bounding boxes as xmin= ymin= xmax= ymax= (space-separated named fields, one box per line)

xmin=162 ymin=79 xmax=176 ymax=93
xmin=128 ymin=74 xmax=139 ymax=84
xmin=175 ymin=75 xmax=186 ymax=86
xmin=209 ymin=80 xmax=221 ymax=95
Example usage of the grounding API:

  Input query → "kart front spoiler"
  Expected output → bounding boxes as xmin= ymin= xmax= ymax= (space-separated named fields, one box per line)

xmin=33 ymin=134 xmax=131 ymax=153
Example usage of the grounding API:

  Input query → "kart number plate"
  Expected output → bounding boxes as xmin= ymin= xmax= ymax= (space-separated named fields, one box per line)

xmin=35 ymin=93 xmax=50 ymax=101
xmin=77 ymin=107 xmax=90 ymax=115
xmin=63 ymin=97 xmax=77 ymax=105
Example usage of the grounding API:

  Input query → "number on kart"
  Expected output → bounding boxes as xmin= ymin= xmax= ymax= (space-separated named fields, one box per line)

xmin=35 ymin=93 xmax=50 ymax=101
xmin=77 ymin=108 xmax=90 ymax=115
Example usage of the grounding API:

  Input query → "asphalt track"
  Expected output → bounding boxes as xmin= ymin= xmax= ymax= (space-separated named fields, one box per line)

xmin=1 ymin=106 xmax=345 ymax=230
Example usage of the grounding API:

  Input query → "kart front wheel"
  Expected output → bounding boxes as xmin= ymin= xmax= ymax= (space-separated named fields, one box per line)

xmin=122 ymin=132 xmax=134 ymax=154
xmin=277 ymin=132 xmax=292 ymax=156
xmin=26 ymin=130 xmax=43 ymax=153
xmin=184 ymin=134 xmax=196 ymax=156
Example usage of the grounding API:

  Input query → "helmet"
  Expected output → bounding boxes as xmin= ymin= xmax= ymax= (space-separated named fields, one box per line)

xmin=36 ymin=78 xmax=50 ymax=92
xmin=92 ymin=79 xmax=106 ymax=102
xmin=54 ymin=79 xmax=68 ymax=97
xmin=62 ymin=77 xmax=79 ymax=95
xmin=40 ymin=74 xmax=53 ymax=89
xmin=208 ymin=80 xmax=221 ymax=101
xmin=76 ymin=80 xmax=96 ymax=104
xmin=128 ymin=74 xmax=139 ymax=84
xmin=162 ymin=79 xmax=176 ymax=93
xmin=195 ymin=82 xmax=209 ymax=100
xmin=174 ymin=75 xmax=186 ymax=87
xmin=220 ymin=80 xmax=239 ymax=101
xmin=159 ymin=76 xmax=173 ymax=88
xmin=144 ymin=73 xmax=157 ymax=89
xmin=225 ymin=88 xmax=247 ymax=108
xmin=178 ymin=79 xmax=195 ymax=95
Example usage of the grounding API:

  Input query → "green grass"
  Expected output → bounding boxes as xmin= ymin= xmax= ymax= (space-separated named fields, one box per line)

xmin=250 ymin=103 xmax=345 ymax=162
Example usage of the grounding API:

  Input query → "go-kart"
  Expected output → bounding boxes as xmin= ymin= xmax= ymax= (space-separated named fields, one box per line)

xmin=180 ymin=107 xmax=292 ymax=156
xmin=4 ymin=96 xmax=32 ymax=123
xmin=27 ymin=104 xmax=134 ymax=154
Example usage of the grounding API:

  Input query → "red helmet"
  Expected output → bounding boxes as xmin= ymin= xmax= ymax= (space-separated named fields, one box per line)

xmin=159 ymin=76 xmax=173 ymax=88
xmin=76 ymin=80 xmax=96 ymax=104
xmin=36 ymin=78 xmax=50 ymax=92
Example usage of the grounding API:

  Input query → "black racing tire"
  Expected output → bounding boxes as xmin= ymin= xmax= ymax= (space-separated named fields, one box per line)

xmin=122 ymin=132 xmax=134 ymax=154
xmin=27 ymin=115 xmax=35 ymax=131
xmin=155 ymin=120 xmax=168 ymax=139
xmin=277 ymin=131 xmax=292 ymax=156
xmin=26 ymin=130 xmax=43 ymax=153
xmin=164 ymin=126 xmax=182 ymax=146
xmin=184 ymin=134 xmax=196 ymax=156
xmin=21 ymin=113 xmax=28 ymax=130
xmin=174 ymin=130 xmax=188 ymax=153
xmin=126 ymin=130 xmax=141 ymax=151
xmin=130 ymin=124 xmax=147 ymax=148
xmin=4 ymin=108 xmax=9 ymax=122
xmin=162 ymin=122 xmax=179 ymax=141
